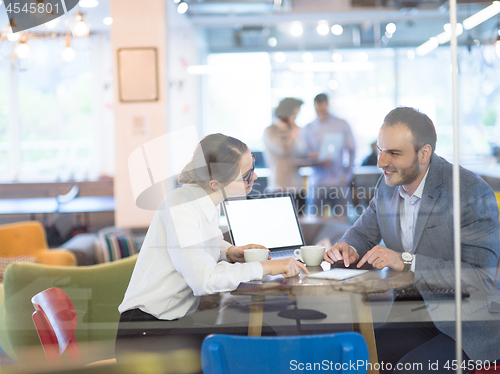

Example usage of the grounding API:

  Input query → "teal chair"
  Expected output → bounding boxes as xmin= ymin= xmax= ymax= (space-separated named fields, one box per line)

xmin=201 ymin=332 xmax=369 ymax=374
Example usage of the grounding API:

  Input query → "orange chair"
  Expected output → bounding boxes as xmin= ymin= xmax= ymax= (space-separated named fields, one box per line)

xmin=0 ymin=221 xmax=76 ymax=266
xmin=495 ymin=192 xmax=500 ymax=220
xmin=31 ymin=287 xmax=83 ymax=365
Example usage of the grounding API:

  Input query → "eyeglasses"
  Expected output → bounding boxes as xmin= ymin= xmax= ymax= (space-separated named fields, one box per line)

xmin=242 ymin=154 xmax=256 ymax=185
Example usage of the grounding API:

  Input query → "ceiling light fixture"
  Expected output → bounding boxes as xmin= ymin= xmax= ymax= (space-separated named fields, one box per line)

xmin=291 ymin=22 xmax=303 ymax=37
xmin=44 ymin=17 xmax=60 ymax=30
xmin=274 ymin=52 xmax=286 ymax=63
xmin=357 ymin=52 xmax=369 ymax=62
xmin=14 ymin=36 xmax=30 ymax=59
xmin=415 ymin=22 xmax=463 ymax=57
xmin=437 ymin=23 xmax=463 ymax=44
xmin=1 ymin=17 xmax=91 ymax=70
xmin=317 ymin=21 xmax=329 ymax=36
xmin=331 ymin=24 xmax=343 ymax=36
xmin=61 ymin=36 xmax=76 ymax=62
xmin=463 ymin=1 xmax=500 ymax=30
xmin=103 ymin=17 xmax=113 ymax=25
xmin=79 ymin=0 xmax=98 ymax=8
xmin=267 ymin=37 xmax=277 ymax=47
xmin=177 ymin=1 xmax=188 ymax=14
xmin=72 ymin=12 xmax=90 ymax=37
xmin=11 ymin=34 xmax=33 ymax=70
xmin=331 ymin=52 xmax=342 ymax=62
xmin=289 ymin=62 xmax=374 ymax=72
xmin=416 ymin=37 xmax=439 ymax=56
xmin=386 ymin=23 xmax=397 ymax=34
xmin=328 ymin=79 xmax=339 ymax=90
xmin=3 ymin=26 xmax=20 ymax=42
xmin=302 ymin=52 xmax=314 ymax=63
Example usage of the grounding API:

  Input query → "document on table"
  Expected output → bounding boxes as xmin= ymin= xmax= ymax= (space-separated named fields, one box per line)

xmin=307 ymin=269 xmax=369 ymax=281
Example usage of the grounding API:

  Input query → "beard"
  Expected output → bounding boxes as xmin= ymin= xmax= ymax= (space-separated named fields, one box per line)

xmin=384 ymin=153 xmax=421 ymax=187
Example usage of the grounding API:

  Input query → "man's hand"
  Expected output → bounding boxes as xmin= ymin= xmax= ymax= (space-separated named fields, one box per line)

xmin=356 ymin=245 xmax=404 ymax=271
xmin=323 ymin=242 xmax=359 ymax=267
xmin=227 ymin=244 xmax=269 ymax=263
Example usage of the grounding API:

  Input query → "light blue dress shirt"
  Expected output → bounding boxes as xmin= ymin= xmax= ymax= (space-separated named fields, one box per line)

xmin=398 ymin=167 xmax=430 ymax=272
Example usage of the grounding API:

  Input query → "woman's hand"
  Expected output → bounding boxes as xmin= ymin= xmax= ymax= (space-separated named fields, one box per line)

xmin=260 ymin=258 xmax=310 ymax=278
xmin=227 ymin=244 xmax=269 ymax=263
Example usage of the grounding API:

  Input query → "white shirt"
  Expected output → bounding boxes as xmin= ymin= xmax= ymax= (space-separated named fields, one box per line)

xmin=118 ymin=184 xmax=263 ymax=320
xmin=398 ymin=167 xmax=430 ymax=271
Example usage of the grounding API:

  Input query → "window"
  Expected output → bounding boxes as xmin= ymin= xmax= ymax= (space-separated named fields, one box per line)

xmin=203 ymin=47 xmax=500 ymax=165
xmin=0 ymin=35 xmax=114 ymax=182
xmin=202 ymin=52 xmax=272 ymax=151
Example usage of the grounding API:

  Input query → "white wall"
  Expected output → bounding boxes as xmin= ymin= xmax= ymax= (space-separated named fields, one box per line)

xmin=109 ymin=0 xmax=201 ymax=228
xmin=109 ymin=0 xmax=168 ymax=228
xmin=166 ymin=1 xmax=202 ymax=137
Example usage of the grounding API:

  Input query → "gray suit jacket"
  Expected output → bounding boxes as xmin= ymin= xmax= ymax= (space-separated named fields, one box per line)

xmin=342 ymin=154 xmax=500 ymax=361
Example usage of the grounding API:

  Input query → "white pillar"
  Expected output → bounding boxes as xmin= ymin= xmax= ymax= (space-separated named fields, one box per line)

xmin=109 ymin=0 xmax=168 ymax=228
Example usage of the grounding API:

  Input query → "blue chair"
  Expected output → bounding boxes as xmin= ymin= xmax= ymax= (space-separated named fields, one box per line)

xmin=201 ymin=332 xmax=369 ymax=374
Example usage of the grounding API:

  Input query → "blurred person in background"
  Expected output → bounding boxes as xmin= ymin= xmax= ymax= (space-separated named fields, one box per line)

xmin=301 ymin=93 xmax=356 ymax=218
xmin=362 ymin=141 xmax=378 ymax=166
xmin=263 ymin=97 xmax=307 ymax=213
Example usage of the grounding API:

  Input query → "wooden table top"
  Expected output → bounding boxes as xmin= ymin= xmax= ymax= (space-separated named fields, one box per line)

xmin=232 ymin=265 xmax=414 ymax=297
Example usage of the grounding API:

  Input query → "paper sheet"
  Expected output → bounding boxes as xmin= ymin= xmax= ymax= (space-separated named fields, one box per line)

xmin=307 ymin=269 xmax=369 ymax=281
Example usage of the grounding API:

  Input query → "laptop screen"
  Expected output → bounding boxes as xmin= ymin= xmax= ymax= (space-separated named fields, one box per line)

xmin=222 ymin=193 xmax=305 ymax=252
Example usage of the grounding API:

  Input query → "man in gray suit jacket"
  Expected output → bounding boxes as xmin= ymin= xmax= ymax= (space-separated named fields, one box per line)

xmin=324 ymin=107 xmax=500 ymax=373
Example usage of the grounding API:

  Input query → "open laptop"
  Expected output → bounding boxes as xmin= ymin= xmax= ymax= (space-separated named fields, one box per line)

xmin=318 ymin=133 xmax=344 ymax=162
xmin=221 ymin=192 xmax=305 ymax=259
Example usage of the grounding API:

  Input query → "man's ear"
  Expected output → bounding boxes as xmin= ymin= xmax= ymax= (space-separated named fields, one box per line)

xmin=419 ymin=144 xmax=432 ymax=164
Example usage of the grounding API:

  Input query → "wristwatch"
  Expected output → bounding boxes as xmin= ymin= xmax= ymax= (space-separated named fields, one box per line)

xmin=400 ymin=252 xmax=413 ymax=271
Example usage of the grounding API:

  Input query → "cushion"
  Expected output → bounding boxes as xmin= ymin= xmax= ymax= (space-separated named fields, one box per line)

xmin=0 ymin=255 xmax=36 ymax=281
xmin=95 ymin=227 xmax=143 ymax=263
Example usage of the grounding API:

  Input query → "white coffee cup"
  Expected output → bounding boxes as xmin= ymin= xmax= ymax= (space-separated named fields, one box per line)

xmin=294 ymin=245 xmax=325 ymax=266
xmin=244 ymin=248 xmax=269 ymax=262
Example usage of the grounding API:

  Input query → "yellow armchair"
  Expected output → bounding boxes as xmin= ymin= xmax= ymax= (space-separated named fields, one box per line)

xmin=0 ymin=221 xmax=76 ymax=266
xmin=495 ymin=192 xmax=500 ymax=220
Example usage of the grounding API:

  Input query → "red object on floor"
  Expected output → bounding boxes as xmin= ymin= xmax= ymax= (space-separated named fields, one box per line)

xmin=31 ymin=287 xmax=83 ymax=365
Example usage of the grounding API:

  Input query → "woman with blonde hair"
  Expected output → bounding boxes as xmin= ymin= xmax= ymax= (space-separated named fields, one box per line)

xmin=116 ymin=133 xmax=308 ymax=356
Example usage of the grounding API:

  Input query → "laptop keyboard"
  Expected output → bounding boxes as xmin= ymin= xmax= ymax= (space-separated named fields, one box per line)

xmin=394 ymin=286 xmax=470 ymax=301
xmin=270 ymin=250 xmax=295 ymax=259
